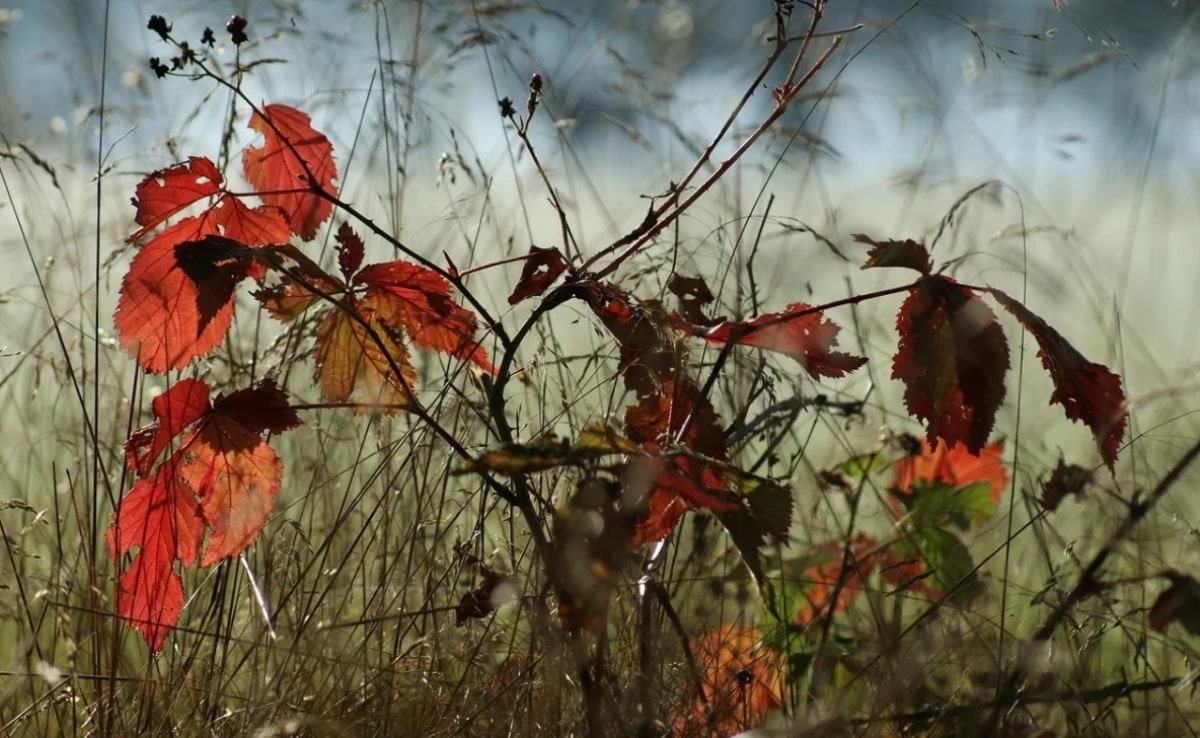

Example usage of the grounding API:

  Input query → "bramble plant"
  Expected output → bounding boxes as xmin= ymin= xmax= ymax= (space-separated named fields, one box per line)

xmin=98 ymin=5 xmax=1200 ymax=737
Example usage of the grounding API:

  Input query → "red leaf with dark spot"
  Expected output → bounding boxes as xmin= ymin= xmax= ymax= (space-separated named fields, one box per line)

xmin=116 ymin=197 xmax=289 ymax=373
xmin=990 ymin=289 xmax=1127 ymax=470
xmin=107 ymin=379 xmax=300 ymax=650
xmin=893 ymin=275 xmax=1009 ymax=453
xmin=508 ymin=246 xmax=568 ymax=304
xmin=681 ymin=303 xmax=867 ymax=379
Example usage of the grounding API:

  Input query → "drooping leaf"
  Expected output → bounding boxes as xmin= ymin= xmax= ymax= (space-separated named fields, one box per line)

xmin=334 ymin=221 xmax=364 ymax=280
xmin=893 ymin=276 xmax=1009 ymax=453
xmin=356 ymin=260 xmax=495 ymax=374
xmin=990 ymin=289 xmax=1127 ymax=470
xmin=1149 ymin=572 xmax=1200 ymax=635
xmin=671 ymin=624 xmax=783 ymax=738
xmin=116 ymin=201 xmax=290 ymax=373
xmin=508 ymin=246 xmax=569 ymax=304
xmin=243 ymin=103 xmax=338 ymax=240
xmin=680 ymin=303 xmax=867 ymax=380
xmin=855 ymin=233 xmax=933 ymax=274
xmin=789 ymin=534 xmax=880 ymax=626
xmin=580 ymin=280 xmax=685 ymax=396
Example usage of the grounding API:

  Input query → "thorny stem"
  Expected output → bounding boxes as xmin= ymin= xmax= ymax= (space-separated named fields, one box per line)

xmin=591 ymin=34 xmax=843 ymax=281
xmin=504 ymin=108 xmax=579 ymax=260
xmin=581 ymin=6 xmax=848 ymax=277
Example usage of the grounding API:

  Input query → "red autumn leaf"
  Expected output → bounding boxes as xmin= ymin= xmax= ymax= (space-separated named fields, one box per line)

xmin=115 ymin=200 xmax=290 ymax=373
xmin=508 ymin=246 xmax=569 ymax=304
xmin=671 ymin=624 xmax=783 ymax=738
xmin=855 ymin=233 xmax=933 ymax=274
xmin=791 ymin=534 xmax=880 ymax=626
xmin=334 ymin=220 xmax=364 ymax=280
xmin=107 ymin=378 xmax=300 ymax=650
xmin=129 ymin=156 xmax=224 ymax=241
xmin=627 ymin=484 xmax=691 ymax=549
xmin=579 ymin=280 xmax=688 ymax=397
xmin=681 ymin=302 xmax=867 ymax=380
xmin=107 ymin=464 xmax=206 ymax=652
xmin=356 ymin=259 xmax=495 ymax=374
xmin=178 ymin=392 xmax=297 ymax=566
xmin=893 ymin=275 xmax=1009 ymax=454
xmin=243 ymin=103 xmax=338 ymax=240
xmin=125 ymin=378 xmax=212 ymax=476
xmin=622 ymin=384 xmax=733 ymax=546
xmin=990 ymin=289 xmax=1127 ymax=470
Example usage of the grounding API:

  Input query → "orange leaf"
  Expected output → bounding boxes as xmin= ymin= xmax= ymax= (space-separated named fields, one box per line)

xmin=681 ymin=302 xmax=866 ymax=379
xmin=791 ymin=534 xmax=880 ymax=626
xmin=313 ymin=300 xmax=419 ymax=412
xmin=672 ymin=624 xmax=783 ymax=737
xmin=893 ymin=275 xmax=1009 ymax=454
xmin=891 ymin=438 xmax=1007 ymax=505
xmin=243 ymin=103 xmax=337 ymax=240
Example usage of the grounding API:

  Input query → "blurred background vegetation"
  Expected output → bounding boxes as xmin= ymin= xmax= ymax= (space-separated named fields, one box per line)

xmin=4 ymin=1 xmax=1200 ymax=736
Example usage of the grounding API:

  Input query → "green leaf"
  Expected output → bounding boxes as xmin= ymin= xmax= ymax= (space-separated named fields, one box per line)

xmin=838 ymin=452 xmax=888 ymax=478
xmin=916 ymin=527 xmax=976 ymax=595
xmin=903 ymin=480 xmax=997 ymax=532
